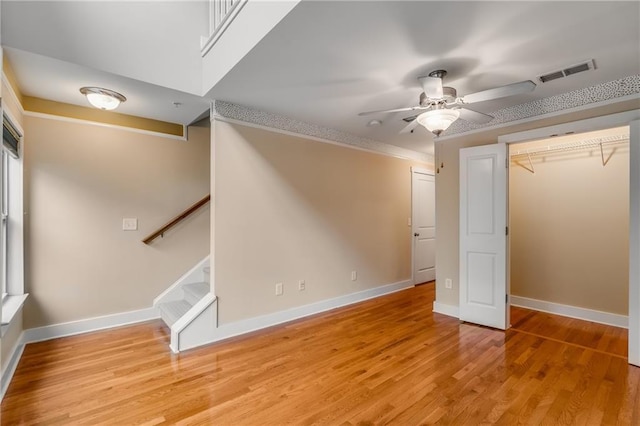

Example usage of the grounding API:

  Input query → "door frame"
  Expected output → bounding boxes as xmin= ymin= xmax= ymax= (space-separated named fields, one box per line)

xmin=411 ymin=166 xmax=435 ymax=285
xmin=498 ymin=109 xmax=640 ymax=366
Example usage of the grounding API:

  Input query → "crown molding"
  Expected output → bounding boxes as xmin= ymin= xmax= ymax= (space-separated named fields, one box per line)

xmin=212 ymin=100 xmax=433 ymax=163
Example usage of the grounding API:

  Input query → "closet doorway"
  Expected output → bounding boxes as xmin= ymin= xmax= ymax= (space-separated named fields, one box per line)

xmin=508 ymin=126 xmax=629 ymax=327
xmin=499 ymin=110 xmax=640 ymax=366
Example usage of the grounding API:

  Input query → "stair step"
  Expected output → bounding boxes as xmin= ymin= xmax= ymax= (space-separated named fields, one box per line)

xmin=183 ymin=282 xmax=210 ymax=304
xmin=158 ymin=299 xmax=192 ymax=327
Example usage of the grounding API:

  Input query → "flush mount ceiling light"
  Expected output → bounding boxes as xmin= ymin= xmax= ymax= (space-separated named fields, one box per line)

xmin=416 ymin=108 xmax=460 ymax=137
xmin=79 ymin=87 xmax=126 ymax=111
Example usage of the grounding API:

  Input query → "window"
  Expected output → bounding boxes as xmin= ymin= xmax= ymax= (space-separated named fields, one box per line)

xmin=1 ymin=112 xmax=23 ymax=302
xmin=2 ymin=115 xmax=20 ymax=158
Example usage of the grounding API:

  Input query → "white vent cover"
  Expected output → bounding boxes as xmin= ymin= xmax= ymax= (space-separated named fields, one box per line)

xmin=538 ymin=59 xmax=596 ymax=83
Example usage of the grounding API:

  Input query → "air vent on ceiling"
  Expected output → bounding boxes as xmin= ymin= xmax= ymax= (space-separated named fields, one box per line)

xmin=538 ymin=59 xmax=596 ymax=83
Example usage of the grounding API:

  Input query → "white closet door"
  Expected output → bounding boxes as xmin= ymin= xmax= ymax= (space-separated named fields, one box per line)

xmin=459 ymin=144 xmax=508 ymax=329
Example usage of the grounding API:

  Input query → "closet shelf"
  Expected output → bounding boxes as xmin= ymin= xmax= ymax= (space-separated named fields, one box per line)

xmin=510 ymin=134 xmax=629 ymax=173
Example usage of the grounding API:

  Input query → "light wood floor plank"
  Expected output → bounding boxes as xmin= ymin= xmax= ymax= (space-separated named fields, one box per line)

xmin=2 ymin=283 xmax=638 ymax=425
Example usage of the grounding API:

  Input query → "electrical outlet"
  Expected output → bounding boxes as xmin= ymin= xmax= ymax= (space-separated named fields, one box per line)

xmin=275 ymin=282 xmax=283 ymax=296
xmin=351 ymin=271 xmax=357 ymax=281
xmin=298 ymin=280 xmax=306 ymax=291
xmin=445 ymin=278 xmax=452 ymax=289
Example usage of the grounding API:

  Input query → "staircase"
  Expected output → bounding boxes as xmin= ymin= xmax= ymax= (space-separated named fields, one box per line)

xmin=154 ymin=257 xmax=218 ymax=352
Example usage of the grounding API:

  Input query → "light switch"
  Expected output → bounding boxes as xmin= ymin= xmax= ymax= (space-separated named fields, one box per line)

xmin=123 ymin=218 xmax=138 ymax=231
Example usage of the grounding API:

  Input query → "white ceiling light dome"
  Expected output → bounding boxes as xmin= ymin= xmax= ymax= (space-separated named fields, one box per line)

xmin=80 ymin=87 xmax=126 ymax=110
xmin=416 ymin=108 xmax=460 ymax=137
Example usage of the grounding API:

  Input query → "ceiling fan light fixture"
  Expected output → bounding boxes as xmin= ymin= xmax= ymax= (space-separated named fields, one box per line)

xmin=79 ymin=87 xmax=126 ymax=110
xmin=416 ymin=108 xmax=460 ymax=137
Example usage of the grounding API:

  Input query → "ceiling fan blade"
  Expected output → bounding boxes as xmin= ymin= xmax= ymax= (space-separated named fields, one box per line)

xmin=457 ymin=108 xmax=494 ymax=124
xmin=418 ymin=76 xmax=443 ymax=99
xmin=399 ymin=118 xmax=420 ymax=134
xmin=461 ymin=80 xmax=536 ymax=104
xmin=358 ymin=105 xmax=429 ymax=116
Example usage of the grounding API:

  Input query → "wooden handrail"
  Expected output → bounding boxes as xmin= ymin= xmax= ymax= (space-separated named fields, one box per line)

xmin=143 ymin=195 xmax=211 ymax=244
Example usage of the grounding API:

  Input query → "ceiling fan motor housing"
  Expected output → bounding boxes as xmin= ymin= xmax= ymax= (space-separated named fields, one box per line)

xmin=420 ymin=86 xmax=457 ymax=105
xmin=442 ymin=87 xmax=457 ymax=102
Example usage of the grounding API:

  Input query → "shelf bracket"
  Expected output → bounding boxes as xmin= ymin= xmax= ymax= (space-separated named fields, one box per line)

xmin=513 ymin=153 xmax=535 ymax=174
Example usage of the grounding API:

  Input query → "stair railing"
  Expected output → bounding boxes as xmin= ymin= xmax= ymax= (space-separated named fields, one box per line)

xmin=142 ymin=195 xmax=210 ymax=244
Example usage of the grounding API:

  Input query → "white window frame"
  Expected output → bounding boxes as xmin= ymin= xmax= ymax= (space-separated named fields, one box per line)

xmin=0 ymin=149 xmax=8 ymax=301
xmin=1 ymin=108 xmax=25 ymax=331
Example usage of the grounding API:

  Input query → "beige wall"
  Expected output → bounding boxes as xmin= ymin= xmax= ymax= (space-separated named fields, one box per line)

xmin=24 ymin=116 xmax=210 ymax=328
xmin=434 ymin=137 xmax=493 ymax=307
xmin=213 ymin=121 xmax=426 ymax=324
xmin=510 ymin=130 xmax=629 ymax=315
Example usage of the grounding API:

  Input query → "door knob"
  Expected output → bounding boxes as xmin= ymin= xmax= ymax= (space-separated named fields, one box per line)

xmin=414 ymin=233 xmax=420 ymax=237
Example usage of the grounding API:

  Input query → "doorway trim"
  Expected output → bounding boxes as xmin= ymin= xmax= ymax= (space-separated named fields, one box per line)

xmin=498 ymin=109 xmax=640 ymax=366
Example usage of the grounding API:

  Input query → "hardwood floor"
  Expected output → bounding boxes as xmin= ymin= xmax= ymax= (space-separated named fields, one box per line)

xmin=3 ymin=284 xmax=639 ymax=425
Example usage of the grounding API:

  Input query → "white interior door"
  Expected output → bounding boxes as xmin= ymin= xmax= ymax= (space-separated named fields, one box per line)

xmin=459 ymin=144 xmax=508 ymax=329
xmin=412 ymin=168 xmax=435 ymax=284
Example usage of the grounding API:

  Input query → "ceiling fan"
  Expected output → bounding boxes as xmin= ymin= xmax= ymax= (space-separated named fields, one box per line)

xmin=359 ymin=70 xmax=536 ymax=136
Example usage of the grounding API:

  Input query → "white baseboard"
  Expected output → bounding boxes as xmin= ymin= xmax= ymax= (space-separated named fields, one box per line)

xmin=1 ymin=332 xmax=25 ymax=401
xmin=433 ymin=301 xmax=460 ymax=319
xmin=22 ymin=307 xmax=160 ymax=344
xmin=199 ymin=280 xmax=414 ymax=347
xmin=510 ymin=295 xmax=628 ymax=329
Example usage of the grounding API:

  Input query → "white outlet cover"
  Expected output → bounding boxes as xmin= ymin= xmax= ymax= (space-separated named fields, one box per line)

xmin=122 ymin=218 xmax=138 ymax=231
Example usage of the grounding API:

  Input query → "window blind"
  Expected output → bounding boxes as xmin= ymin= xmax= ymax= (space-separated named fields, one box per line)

xmin=2 ymin=115 xmax=20 ymax=158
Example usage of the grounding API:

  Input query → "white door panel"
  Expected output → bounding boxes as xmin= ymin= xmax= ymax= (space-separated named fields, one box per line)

xmin=460 ymin=144 xmax=507 ymax=330
xmin=412 ymin=169 xmax=436 ymax=284
xmin=416 ymin=238 xmax=436 ymax=270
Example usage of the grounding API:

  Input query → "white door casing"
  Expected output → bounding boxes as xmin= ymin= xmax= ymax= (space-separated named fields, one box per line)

xmin=459 ymin=144 xmax=508 ymax=330
xmin=412 ymin=168 xmax=436 ymax=284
